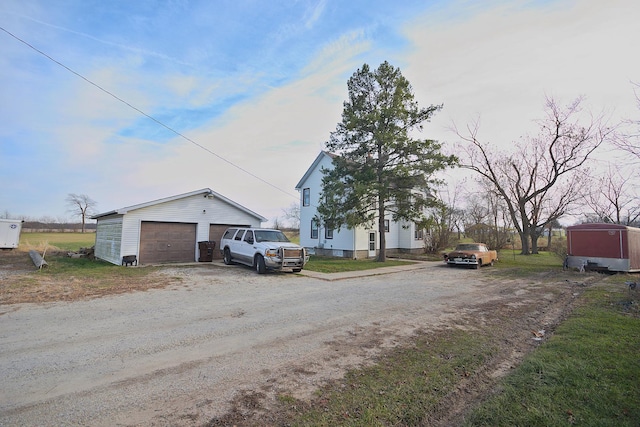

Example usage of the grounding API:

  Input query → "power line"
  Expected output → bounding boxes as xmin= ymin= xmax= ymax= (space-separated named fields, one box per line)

xmin=0 ymin=25 xmax=299 ymax=200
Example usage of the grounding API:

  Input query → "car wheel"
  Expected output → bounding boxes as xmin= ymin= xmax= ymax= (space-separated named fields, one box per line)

xmin=475 ymin=260 xmax=481 ymax=269
xmin=255 ymin=254 xmax=266 ymax=274
xmin=223 ymin=248 xmax=233 ymax=265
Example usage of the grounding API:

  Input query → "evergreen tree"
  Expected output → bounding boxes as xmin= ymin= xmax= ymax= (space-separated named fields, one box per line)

xmin=317 ymin=61 xmax=457 ymax=261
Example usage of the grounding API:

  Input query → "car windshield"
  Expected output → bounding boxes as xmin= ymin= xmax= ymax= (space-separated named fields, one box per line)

xmin=456 ymin=244 xmax=483 ymax=251
xmin=254 ymin=230 xmax=290 ymax=243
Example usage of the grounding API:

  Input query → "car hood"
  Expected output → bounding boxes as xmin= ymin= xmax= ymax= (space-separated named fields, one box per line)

xmin=260 ymin=242 xmax=304 ymax=250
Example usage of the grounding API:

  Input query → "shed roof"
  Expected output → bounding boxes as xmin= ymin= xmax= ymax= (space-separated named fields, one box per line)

xmin=567 ymin=223 xmax=638 ymax=231
xmin=91 ymin=188 xmax=267 ymax=222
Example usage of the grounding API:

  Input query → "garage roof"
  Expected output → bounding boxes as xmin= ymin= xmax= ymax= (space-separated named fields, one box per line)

xmin=91 ymin=188 xmax=267 ymax=222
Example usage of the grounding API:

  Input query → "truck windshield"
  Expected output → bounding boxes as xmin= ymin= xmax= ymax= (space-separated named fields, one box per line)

xmin=254 ymin=230 xmax=290 ymax=243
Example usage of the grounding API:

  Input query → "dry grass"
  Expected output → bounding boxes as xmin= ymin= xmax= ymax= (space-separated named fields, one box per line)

xmin=0 ymin=249 xmax=179 ymax=304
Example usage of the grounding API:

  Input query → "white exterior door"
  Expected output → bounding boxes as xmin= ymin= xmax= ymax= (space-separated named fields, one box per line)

xmin=368 ymin=232 xmax=376 ymax=258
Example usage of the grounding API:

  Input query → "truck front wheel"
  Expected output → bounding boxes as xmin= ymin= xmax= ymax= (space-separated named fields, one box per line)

xmin=255 ymin=254 xmax=266 ymax=274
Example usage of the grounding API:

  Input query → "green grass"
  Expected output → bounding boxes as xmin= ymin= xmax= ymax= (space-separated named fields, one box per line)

xmin=288 ymin=329 xmax=495 ymax=426
xmin=20 ymin=232 xmax=96 ymax=251
xmin=493 ymin=249 xmax=564 ymax=275
xmin=465 ymin=284 xmax=640 ymax=426
xmin=304 ymin=256 xmax=416 ymax=273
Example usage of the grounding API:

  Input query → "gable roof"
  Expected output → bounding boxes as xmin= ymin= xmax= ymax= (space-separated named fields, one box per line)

xmin=91 ymin=188 xmax=267 ymax=221
xmin=295 ymin=151 xmax=337 ymax=190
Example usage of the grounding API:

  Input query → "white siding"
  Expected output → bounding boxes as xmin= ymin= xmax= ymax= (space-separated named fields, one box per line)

xmin=298 ymin=152 xmax=434 ymax=256
xmin=95 ymin=217 xmax=123 ymax=265
xmin=96 ymin=192 xmax=263 ymax=265
xmin=300 ymin=155 xmax=332 ymax=249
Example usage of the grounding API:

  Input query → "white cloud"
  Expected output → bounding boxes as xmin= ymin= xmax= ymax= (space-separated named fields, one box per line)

xmin=402 ymin=0 xmax=640 ymax=147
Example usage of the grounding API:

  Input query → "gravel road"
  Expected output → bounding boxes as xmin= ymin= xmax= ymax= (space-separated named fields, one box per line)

xmin=1 ymin=262 xmax=499 ymax=426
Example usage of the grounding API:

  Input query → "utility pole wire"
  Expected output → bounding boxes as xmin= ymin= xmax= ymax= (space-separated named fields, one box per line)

xmin=0 ymin=25 xmax=299 ymax=200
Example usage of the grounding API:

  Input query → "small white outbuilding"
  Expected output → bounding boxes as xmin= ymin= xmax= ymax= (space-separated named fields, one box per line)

xmin=91 ymin=188 xmax=266 ymax=265
xmin=0 ymin=218 xmax=23 ymax=249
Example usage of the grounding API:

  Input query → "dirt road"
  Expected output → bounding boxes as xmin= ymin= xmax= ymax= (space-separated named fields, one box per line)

xmin=0 ymin=262 xmax=582 ymax=426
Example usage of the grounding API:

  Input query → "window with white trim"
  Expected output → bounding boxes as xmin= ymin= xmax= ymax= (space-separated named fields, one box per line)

xmin=303 ymin=188 xmax=310 ymax=207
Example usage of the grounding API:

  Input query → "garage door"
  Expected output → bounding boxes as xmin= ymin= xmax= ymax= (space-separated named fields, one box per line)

xmin=140 ymin=222 xmax=197 ymax=264
xmin=208 ymin=224 xmax=249 ymax=259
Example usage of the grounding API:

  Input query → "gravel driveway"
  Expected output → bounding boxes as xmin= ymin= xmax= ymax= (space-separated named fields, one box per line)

xmin=0 ymin=262 xmax=537 ymax=426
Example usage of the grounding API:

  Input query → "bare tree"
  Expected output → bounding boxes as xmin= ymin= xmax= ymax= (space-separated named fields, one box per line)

xmin=65 ymin=193 xmax=97 ymax=233
xmin=582 ymin=167 xmax=640 ymax=225
xmin=282 ymin=202 xmax=300 ymax=230
xmin=426 ymin=186 xmax=465 ymax=252
xmin=614 ymin=82 xmax=640 ymax=160
xmin=463 ymin=181 xmax=512 ymax=250
xmin=456 ymin=97 xmax=612 ymax=254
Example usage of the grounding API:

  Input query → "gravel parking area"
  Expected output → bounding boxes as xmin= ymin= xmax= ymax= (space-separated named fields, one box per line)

xmin=0 ymin=262 xmax=582 ymax=426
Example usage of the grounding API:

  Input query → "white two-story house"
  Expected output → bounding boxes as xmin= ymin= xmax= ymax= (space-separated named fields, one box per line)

xmin=295 ymin=151 xmax=430 ymax=259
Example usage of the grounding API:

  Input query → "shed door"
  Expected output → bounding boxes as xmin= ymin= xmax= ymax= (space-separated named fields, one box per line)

xmin=140 ymin=221 xmax=196 ymax=264
xmin=209 ymin=224 xmax=249 ymax=259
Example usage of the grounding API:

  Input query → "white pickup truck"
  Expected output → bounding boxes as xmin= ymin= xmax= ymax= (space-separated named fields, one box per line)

xmin=219 ymin=227 xmax=309 ymax=274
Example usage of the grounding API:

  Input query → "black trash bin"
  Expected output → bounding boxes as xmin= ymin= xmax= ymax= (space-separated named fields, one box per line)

xmin=198 ymin=241 xmax=216 ymax=262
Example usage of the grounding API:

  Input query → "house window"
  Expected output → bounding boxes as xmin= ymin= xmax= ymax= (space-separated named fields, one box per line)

xmin=325 ymin=227 xmax=334 ymax=239
xmin=303 ymin=188 xmax=310 ymax=207
xmin=384 ymin=219 xmax=390 ymax=232
xmin=414 ymin=225 xmax=424 ymax=240
xmin=311 ymin=220 xmax=319 ymax=239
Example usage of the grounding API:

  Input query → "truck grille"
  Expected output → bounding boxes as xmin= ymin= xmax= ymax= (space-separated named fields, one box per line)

xmin=282 ymin=248 xmax=303 ymax=258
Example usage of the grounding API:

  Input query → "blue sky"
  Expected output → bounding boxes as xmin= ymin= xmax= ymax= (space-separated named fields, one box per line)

xmin=1 ymin=0 xmax=638 ymax=224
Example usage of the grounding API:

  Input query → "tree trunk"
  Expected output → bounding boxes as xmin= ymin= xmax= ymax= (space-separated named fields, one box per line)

xmin=518 ymin=226 xmax=530 ymax=255
xmin=377 ymin=199 xmax=386 ymax=262
xmin=530 ymin=230 xmax=542 ymax=254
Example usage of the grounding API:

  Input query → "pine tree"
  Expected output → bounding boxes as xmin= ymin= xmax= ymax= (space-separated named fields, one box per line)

xmin=317 ymin=61 xmax=457 ymax=261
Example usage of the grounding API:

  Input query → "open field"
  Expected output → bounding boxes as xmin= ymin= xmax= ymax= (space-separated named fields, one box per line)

xmin=19 ymin=232 xmax=96 ymax=251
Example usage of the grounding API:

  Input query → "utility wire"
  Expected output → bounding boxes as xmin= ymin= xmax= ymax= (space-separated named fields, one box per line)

xmin=0 ymin=26 xmax=299 ymax=200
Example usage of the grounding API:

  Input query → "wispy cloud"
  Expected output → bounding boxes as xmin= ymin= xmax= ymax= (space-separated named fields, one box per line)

xmin=3 ymin=10 xmax=194 ymax=67
xmin=303 ymin=0 xmax=327 ymax=29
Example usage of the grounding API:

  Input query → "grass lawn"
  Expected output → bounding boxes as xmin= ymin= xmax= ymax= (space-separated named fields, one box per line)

xmin=494 ymin=249 xmax=564 ymax=275
xmin=465 ymin=282 xmax=640 ymax=426
xmin=289 ymin=328 xmax=493 ymax=426
xmin=304 ymin=256 xmax=416 ymax=273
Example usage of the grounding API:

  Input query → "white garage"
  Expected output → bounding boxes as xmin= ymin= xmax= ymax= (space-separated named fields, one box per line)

xmin=91 ymin=188 xmax=266 ymax=265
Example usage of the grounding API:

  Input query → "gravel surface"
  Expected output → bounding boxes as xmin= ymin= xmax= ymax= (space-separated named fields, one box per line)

xmin=0 ymin=262 xmax=515 ymax=426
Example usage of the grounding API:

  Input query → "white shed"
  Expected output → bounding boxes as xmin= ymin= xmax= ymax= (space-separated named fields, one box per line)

xmin=0 ymin=218 xmax=23 ymax=249
xmin=91 ymin=188 xmax=266 ymax=265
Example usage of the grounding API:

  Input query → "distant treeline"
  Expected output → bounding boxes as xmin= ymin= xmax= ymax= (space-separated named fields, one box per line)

xmin=22 ymin=221 xmax=97 ymax=233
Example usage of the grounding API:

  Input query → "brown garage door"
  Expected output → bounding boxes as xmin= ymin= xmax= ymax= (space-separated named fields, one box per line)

xmin=140 ymin=222 xmax=197 ymax=264
xmin=208 ymin=224 xmax=249 ymax=259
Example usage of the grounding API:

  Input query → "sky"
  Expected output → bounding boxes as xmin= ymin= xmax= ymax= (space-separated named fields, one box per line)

xmin=1 ymin=0 xmax=638 ymax=225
